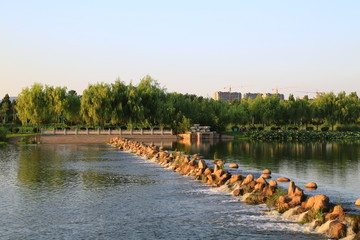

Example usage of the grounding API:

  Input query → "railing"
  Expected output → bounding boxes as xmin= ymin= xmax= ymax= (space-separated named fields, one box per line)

xmin=41 ymin=128 xmax=173 ymax=136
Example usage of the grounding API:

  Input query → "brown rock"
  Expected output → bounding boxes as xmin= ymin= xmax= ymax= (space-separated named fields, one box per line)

xmin=288 ymin=181 xmax=296 ymax=196
xmin=242 ymin=174 xmax=254 ymax=185
xmin=305 ymin=195 xmax=330 ymax=211
xmin=204 ymin=168 xmax=212 ymax=176
xmin=198 ymin=159 xmax=207 ymax=169
xmin=232 ymin=188 xmax=243 ymax=196
xmin=213 ymin=159 xmax=224 ymax=167
xmin=264 ymin=186 xmax=276 ymax=196
xmin=355 ymin=198 xmax=360 ymax=206
xmin=229 ymin=174 xmax=243 ymax=184
xmin=288 ymin=195 xmax=303 ymax=207
xmin=262 ymin=169 xmax=271 ymax=174
xmin=260 ymin=174 xmax=271 ymax=179
xmin=326 ymin=205 xmax=345 ymax=221
xmin=277 ymin=177 xmax=290 ymax=182
xmin=305 ymin=182 xmax=318 ymax=189
xmin=255 ymin=177 xmax=267 ymax=184
xmin=229 ymin=163 xmax=239 ymax=169
xmin=254 ymin=182 xmax=265 ymax=191
xmin=214 ymin=169 xmax=225 ymax=179
xmin=269 ymin=180 xmax=277 ymax=187
xmin=329 ymin=220 xmax=347 ymax=239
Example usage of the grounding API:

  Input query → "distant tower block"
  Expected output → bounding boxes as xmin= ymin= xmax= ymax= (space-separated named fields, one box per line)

xmin=214 ymin=91 xmax=241 ymax=101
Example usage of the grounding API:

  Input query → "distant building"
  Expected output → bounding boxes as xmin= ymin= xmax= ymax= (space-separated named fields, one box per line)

xmin=262 ymin=93 xmax=285 ymax=100
xmin=242 ymin=92 xmax=262 ymax=100
xmin=213 ymin=91 xmax=241 ymax=102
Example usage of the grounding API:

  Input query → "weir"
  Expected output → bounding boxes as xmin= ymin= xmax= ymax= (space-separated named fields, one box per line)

xmin=109 ymin=137 xmax=360 ymax=240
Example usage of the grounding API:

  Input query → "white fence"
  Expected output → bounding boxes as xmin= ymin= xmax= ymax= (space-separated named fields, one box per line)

xmin=41 ymin=128 xmax=173 ymax=136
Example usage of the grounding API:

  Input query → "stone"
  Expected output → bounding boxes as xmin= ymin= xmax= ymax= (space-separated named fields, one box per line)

xmin=232 ymin=188 xmax=243 ymax=196
xmin=229 ymin=163 xmax=239 ymax=169
xmin=305 ymin=195 xmax=330 ymax=211
xmin=262 ymin=169 xmax=271 ymax=174
xmin=229 ymin=174 xmax=243 ymax=184
xmin=277 ymin=177 xmax=290 ymax=182
xmin=355 ymin=198 xmax=360 ymax=206
xmin=305 ymin=182 xmax=317 ymax=189
xmin=328 ymin=220 xmax=347 ymax=239
xmin=204 ymin=168 xmax=212 ymax=176
xmin=255 ymin=176 xmax=267 ymax=184
xmin=269 ymin=180 xmax=277 ymax=187
xmin=198 ymin=159 xmax=207 ymax=169
xmin=260 ymin=173 xmax=271 ymax=179
xmin=288 ymin=181 xmax=296 ymax=196
xmin=242 ymin=174 xmax=254 ymax=185
xmin=326 ymin=205 xmax=345 ymax=221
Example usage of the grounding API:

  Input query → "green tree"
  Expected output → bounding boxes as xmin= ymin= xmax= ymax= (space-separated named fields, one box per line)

xmin=0 ymin=94 xmax=12 ymax=123
xmin=64 ymin=90 xmax=81 ymax=125
xmin=15 ymin=83 xmax=49 ymax=130
xmin=80 ymin=83 xmax=112 ymax=127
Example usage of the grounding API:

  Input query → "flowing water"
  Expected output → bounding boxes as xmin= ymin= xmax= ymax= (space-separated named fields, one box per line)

xmin=0 ymin=140 xmax=358 ymax=239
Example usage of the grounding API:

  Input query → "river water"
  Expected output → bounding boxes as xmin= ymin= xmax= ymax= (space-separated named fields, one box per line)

xmin=0 ymin=141 xmax=358 ymax=239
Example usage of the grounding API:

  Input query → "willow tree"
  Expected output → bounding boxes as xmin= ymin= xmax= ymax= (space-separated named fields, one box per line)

xmin=136 ymin=75 xmax=167 ymax=128
xmin=64 ymin=90 xmax=81 ymax=125
xmin=110 ymin=79 xmax=128 ymax=126
xmin=80 ymin=83 xmax=112 ymax=127
xmin=16 ymin=83 xmax=49 ymax=130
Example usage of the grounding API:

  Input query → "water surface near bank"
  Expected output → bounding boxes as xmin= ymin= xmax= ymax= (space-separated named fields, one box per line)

xmin=0 ymin=144 xmax=325 ymax=239
xmin=171 ymin=140 xmax=360 ymax=213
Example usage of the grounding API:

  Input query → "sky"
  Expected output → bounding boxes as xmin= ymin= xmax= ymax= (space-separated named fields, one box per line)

xmin=0 ymin=0 xmax=359 ymax=99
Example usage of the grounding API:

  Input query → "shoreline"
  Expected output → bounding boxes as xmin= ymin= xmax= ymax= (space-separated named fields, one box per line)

xmin=109 ymin=137 xmax=360 ymax=240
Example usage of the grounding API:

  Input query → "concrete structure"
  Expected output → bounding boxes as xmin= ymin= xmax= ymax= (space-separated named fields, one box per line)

xmin=213 ymin=91 xmax=241 ymax=102
xmin=242 ymin=92 xmax=285 ymax=100
xmin=262 ymin=93 xmax=285 ymax=100
xmin=242 ymin=92 xmax=262 ymax=99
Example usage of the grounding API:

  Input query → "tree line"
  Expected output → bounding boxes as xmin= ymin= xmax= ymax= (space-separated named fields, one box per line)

xmin=1 ymin=75 xmax=359 ymax=133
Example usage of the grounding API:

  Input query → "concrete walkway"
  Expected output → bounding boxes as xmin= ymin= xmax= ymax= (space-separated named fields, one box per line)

xmin=40 ymin=134 xmax=178 ymax=144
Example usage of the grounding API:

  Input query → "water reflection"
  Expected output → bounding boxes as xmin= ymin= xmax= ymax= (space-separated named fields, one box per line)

xmin=171 ymin=140 xmax=360 ymax=199
xmin=15 ymin=145 xmax=156 ymax=192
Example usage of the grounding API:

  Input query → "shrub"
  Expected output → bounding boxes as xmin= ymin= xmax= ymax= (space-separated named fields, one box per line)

xmin=321 ymin=127 xmax=329 ymax=131
xmin=11 ymin=127 xmax=20 ymax=133
xmin=257 ymin=127 xmax=264 ymax=131
xmin=0 ymin=127 xmax=7 ymax=141
xmin=306 ymin=127 xmax=314 ymax=131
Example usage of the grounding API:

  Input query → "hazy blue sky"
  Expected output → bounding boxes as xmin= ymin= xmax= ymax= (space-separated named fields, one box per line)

xmin=1 ymin=0 xmax=359 ymax=99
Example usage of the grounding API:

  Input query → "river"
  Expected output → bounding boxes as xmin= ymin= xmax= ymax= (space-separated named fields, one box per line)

xmin=0 ymin=140 xmax=358 ymax=239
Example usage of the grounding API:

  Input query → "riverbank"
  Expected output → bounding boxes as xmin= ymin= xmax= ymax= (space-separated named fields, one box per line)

xmin=109 ymin=137 xmax=360 ymax=240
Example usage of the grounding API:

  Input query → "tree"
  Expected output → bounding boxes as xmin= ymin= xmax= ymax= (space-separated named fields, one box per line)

xmin=80 ymin=83 xmax=112 ymax=127
xmin=15 ymin=83 xmax=49 ymax=130
xmin=64 ymin=90 xmax=81 ymax=125
xmin=0 ymin=94 xmax=12 ymax=123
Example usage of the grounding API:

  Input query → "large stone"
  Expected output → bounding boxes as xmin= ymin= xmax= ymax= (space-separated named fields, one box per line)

xmin=355 ymin=198 xmax=360 ymax=206
xmin=262 ymin=169 xmax=271 ymax=174
xmin=305 ymin=195 xmax=330 ymax=211
xmin=198 ymin=159 xmax=207 ymax=169
xmin=229 ymin=163 xmax=239 ymax=169
xmin=288 ymin=181 xmax=296 ymax=196
xmin=305 ymin=182 xmax=318 ymax=189
xmin=326 ymin=205 xmax=345 ymax=221
xmin=204 ymin=168 xmax=213 ymax=176
xmin=242 ymin=174 xmax=254 ymax=185
xmin=229 ymin=174 xmax=243 ymax=184
xmin=260 ymin=174 xmax=271 ymax=179
xmin=255 ymin=176 xmax=267 ymax=184
xmin=328 ymin=220 xmax=347 ymax=239
xmin=277 ymin=177 xmax=290 ymax=182
xmin=269 ymin=180 xmax=277 ymax=187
